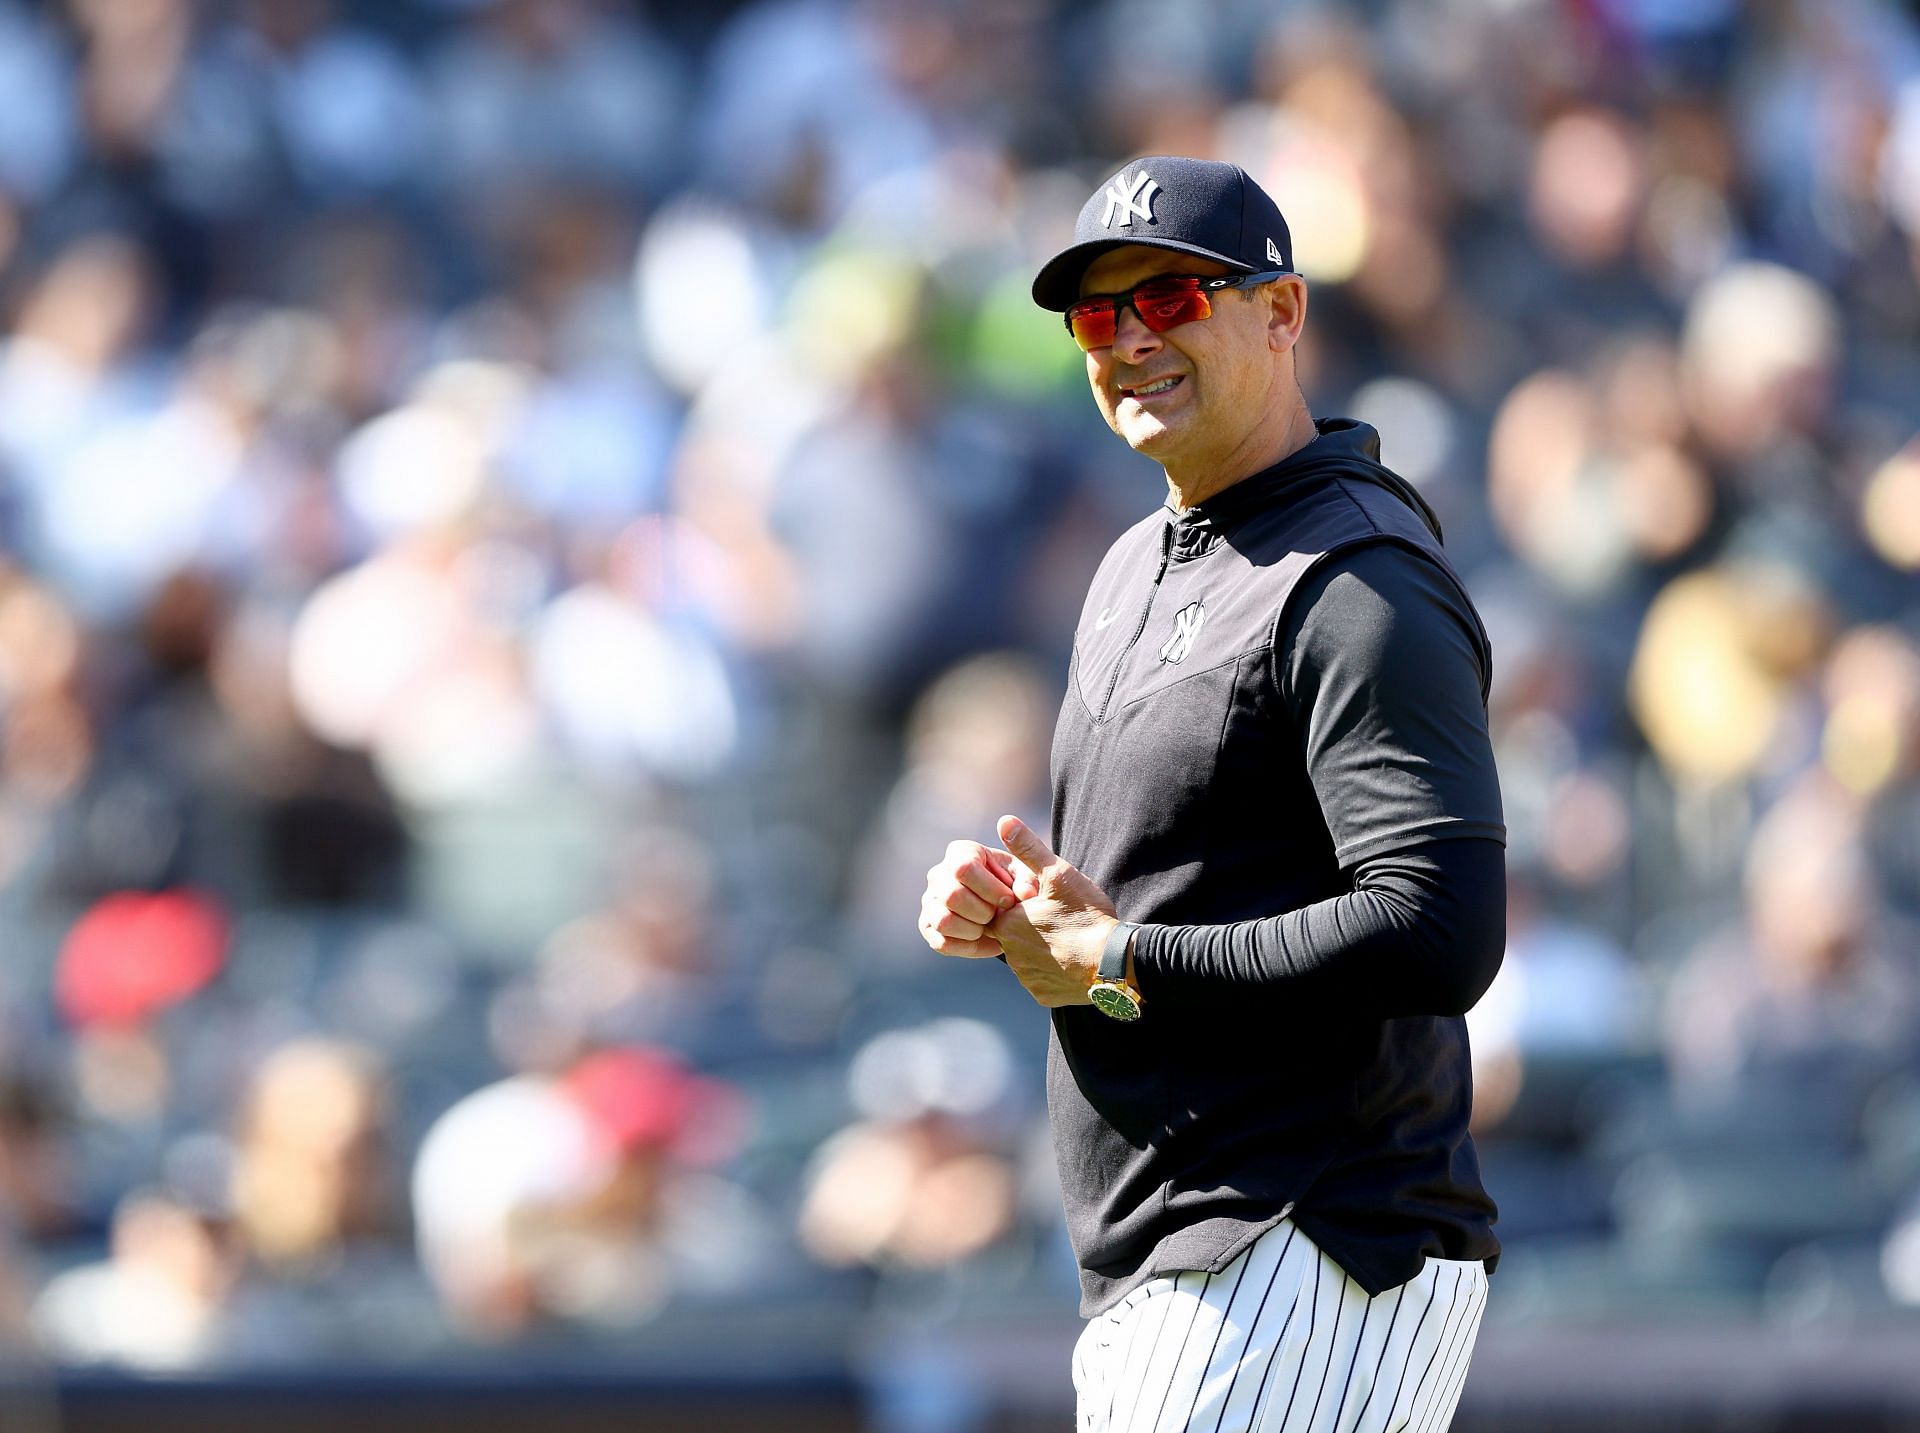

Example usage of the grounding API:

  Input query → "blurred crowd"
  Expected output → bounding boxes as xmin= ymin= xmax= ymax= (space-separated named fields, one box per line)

xmin=0 ymin=0 xmax=1912 ymax=1389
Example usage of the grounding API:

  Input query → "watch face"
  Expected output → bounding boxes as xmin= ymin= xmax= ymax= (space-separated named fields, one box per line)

xmin=1089 ymin=983 xmax=1142 ymax=1021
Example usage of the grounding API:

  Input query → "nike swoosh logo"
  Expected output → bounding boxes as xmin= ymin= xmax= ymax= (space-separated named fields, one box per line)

xmin=1094 ymin=607 xmax=1120 ymax=630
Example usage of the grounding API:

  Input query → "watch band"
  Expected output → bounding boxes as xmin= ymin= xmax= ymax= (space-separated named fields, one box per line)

xmin=1090 ymin=922 xmax=1144 ymax=1022
xmin=1100 ymin=922 xmax=1140 ymax=983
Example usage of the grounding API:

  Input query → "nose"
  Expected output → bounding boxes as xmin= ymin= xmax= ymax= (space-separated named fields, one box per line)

xmin=1110 ymin=301 xmax=1163 ymax=365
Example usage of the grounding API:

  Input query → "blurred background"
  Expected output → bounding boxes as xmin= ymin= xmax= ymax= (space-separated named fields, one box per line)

xmin=0 ymin=0 xmax=1912 ymax=1429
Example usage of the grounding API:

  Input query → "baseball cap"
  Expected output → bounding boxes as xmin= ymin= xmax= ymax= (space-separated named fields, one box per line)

xmin=56 ymin=889 xmax=227 ymax=1030
xmin=1031 ymin=156 xmax=1294 ymax=312
xmin=561 ymin=1046 xmax=741 ymax=1164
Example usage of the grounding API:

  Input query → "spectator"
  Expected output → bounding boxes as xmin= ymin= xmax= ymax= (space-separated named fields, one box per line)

xmin=798 ymin=1018 xmax=1027 ymax=1274
xmin=231 ymin=1038 xmax=397 ymax=1273
xmin=411 ymin=1047 xmax=767 ymax=1340
xmin=428 ymin=0 xmax=686 ymax=206
xmin=227 ymin=0 xmax=429 ymax=201
xmin=32 ymin=1188 xmax=242 ymax=1369
xmin=1664 ymin=773 xmax=1918 ymax=1104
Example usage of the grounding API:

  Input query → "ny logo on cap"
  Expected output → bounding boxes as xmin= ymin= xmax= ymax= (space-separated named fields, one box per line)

xmin=1101 ymin=170 xmax=1160 ymax=228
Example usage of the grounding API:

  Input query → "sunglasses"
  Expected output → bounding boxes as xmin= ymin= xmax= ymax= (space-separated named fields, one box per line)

xmin=1064 ymin=269 xmax=1291 ymax=351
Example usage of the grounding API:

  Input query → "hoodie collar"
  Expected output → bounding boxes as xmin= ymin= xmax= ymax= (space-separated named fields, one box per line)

xmin=1163 ymin=417 xmax=1441 ymax=559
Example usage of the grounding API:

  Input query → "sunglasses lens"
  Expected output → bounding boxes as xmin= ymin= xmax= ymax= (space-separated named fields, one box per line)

xmin=1068 ymin=301 xmax=1117 ymax=350
xmin=1066 ymin=278 xmax=1212 ymax=348
xmin=1134 ymin=281 xmax=1209 ymax=332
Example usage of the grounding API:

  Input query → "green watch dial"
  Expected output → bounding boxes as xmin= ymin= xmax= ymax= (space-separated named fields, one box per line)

xmin=1089 ymin=982 xmax=1143 ymax=1021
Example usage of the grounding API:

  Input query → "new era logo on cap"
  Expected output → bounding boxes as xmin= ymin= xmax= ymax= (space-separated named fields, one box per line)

xmin=1031 ymin=155 xmax=1296 ymax=311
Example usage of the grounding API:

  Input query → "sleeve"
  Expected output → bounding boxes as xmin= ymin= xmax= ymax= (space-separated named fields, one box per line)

xmin=1285 ymin=540 xmax=1506 ymax=865
xmin=1129 ymin=541 xmax=1508 ymax=1018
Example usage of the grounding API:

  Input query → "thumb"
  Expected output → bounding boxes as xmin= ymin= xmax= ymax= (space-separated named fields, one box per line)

xmin=996 ymin=815 xmax=1060 ymax=877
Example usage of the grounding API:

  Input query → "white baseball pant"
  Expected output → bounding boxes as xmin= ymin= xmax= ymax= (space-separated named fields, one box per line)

xmin=1071 ymin=1218 xmax=1489 ymax=1433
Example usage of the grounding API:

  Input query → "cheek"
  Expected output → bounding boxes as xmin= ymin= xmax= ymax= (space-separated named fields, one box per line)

xmin=1087 ymin=360 xmax=1121 ymax=420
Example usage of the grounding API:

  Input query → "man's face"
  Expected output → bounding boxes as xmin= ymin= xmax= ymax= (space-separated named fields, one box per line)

xmin=1077 ymin=246 xmax=1286 ymax=472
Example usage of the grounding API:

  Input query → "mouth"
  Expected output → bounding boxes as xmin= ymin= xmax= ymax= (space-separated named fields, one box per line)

xmin=1118 ymin=375 xmax=1184 ymax=402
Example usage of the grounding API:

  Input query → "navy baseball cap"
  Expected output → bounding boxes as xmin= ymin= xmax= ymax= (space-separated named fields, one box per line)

xmin=1031 ymin=156 xmax=1295 ymax=311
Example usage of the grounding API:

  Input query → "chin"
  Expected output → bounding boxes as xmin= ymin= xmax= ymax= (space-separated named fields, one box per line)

xmin=1117 ymin=413 xmax=1175 ymax=454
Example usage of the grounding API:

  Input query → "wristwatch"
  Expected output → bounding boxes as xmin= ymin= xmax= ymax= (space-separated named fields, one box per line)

xmin=1088 ymin=922 xmax=1144 ymax=1021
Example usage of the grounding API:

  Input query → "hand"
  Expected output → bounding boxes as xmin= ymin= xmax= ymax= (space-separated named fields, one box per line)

xmin=987 ymin=815 xmax=1119 ymax=1008
xmin=919 ymin=839 xmax=1028 ymax=958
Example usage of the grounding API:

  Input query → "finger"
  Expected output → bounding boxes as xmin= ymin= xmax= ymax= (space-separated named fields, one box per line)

xmin=920 ymin=904 xmax=990 ymax=952
xmin=921 ymin=887 xmax=971 ymax=932
xmin=927 ymin=932 xmax=1005 ymax=959
xmin=954 ymin=849 xmax=1019 ymax=911
xmin=943 ymin=884 xmax=999 ymax=925
xmin=945 ymin=840 xmax=1016 ymax=886
xmin=930 ymin=908 xmax=988 ymax=941
xmin=996 ymin=815 xmax=1061 ymax=877
xmin=1002 ymin=850 xmax=1042 ymax=900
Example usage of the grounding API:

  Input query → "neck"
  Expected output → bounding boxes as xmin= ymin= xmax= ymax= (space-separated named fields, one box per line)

xmin=1162 ymin=402 xmax=1319 ymax=511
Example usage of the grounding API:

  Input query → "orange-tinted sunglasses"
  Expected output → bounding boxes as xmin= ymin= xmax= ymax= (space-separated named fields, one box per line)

xmin=1064 ymin=269 xmax=1290 ymax=351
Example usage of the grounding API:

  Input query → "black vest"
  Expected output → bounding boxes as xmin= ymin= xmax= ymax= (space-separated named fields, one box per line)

xmin=1047 ymin=419 xmax=1499 ymax=1316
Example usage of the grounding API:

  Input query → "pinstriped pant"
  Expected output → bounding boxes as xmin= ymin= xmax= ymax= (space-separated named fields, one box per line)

xmin=1070 ymin=1219 xmax=1489 ymax=1433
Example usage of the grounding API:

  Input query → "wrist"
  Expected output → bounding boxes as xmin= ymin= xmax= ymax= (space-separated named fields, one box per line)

xmin=1090 ymin=921 xmax=1144 ymax=1022
xmin=1098 ymin=920 xmax=1136 ymax=978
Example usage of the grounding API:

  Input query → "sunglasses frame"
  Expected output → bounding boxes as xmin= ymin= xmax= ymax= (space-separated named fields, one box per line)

xmin=1064 ymin=268 xmax=1294 ymax=348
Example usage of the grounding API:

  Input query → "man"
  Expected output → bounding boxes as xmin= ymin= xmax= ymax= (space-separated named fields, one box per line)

xmin=918 ymin=157 xmax=1505 ymax=1432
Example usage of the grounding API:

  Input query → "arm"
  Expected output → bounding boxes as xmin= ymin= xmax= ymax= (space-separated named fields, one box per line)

xmin=929 ymin=544 xmax=1507 ymax=1019
xmin=1131 ymin=839 xmax=1505 ymax=1017
xmin=1133 ymin=542 xmax=1507 ymax=1018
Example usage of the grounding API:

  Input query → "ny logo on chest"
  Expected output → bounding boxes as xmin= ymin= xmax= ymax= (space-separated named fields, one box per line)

xmin=1159 ymin=601 xmax=1206 ymax=664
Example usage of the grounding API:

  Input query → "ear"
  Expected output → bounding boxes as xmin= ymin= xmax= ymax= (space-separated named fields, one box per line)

xmin=1266 ymin=275 xmax=1308 ymax=354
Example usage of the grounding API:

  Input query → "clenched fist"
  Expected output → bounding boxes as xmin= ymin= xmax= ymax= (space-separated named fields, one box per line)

xmin=919 ymin=817 xmax=1125 ymax=1009
xmin=918 ymin=838 xmax=1033 ymax=958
